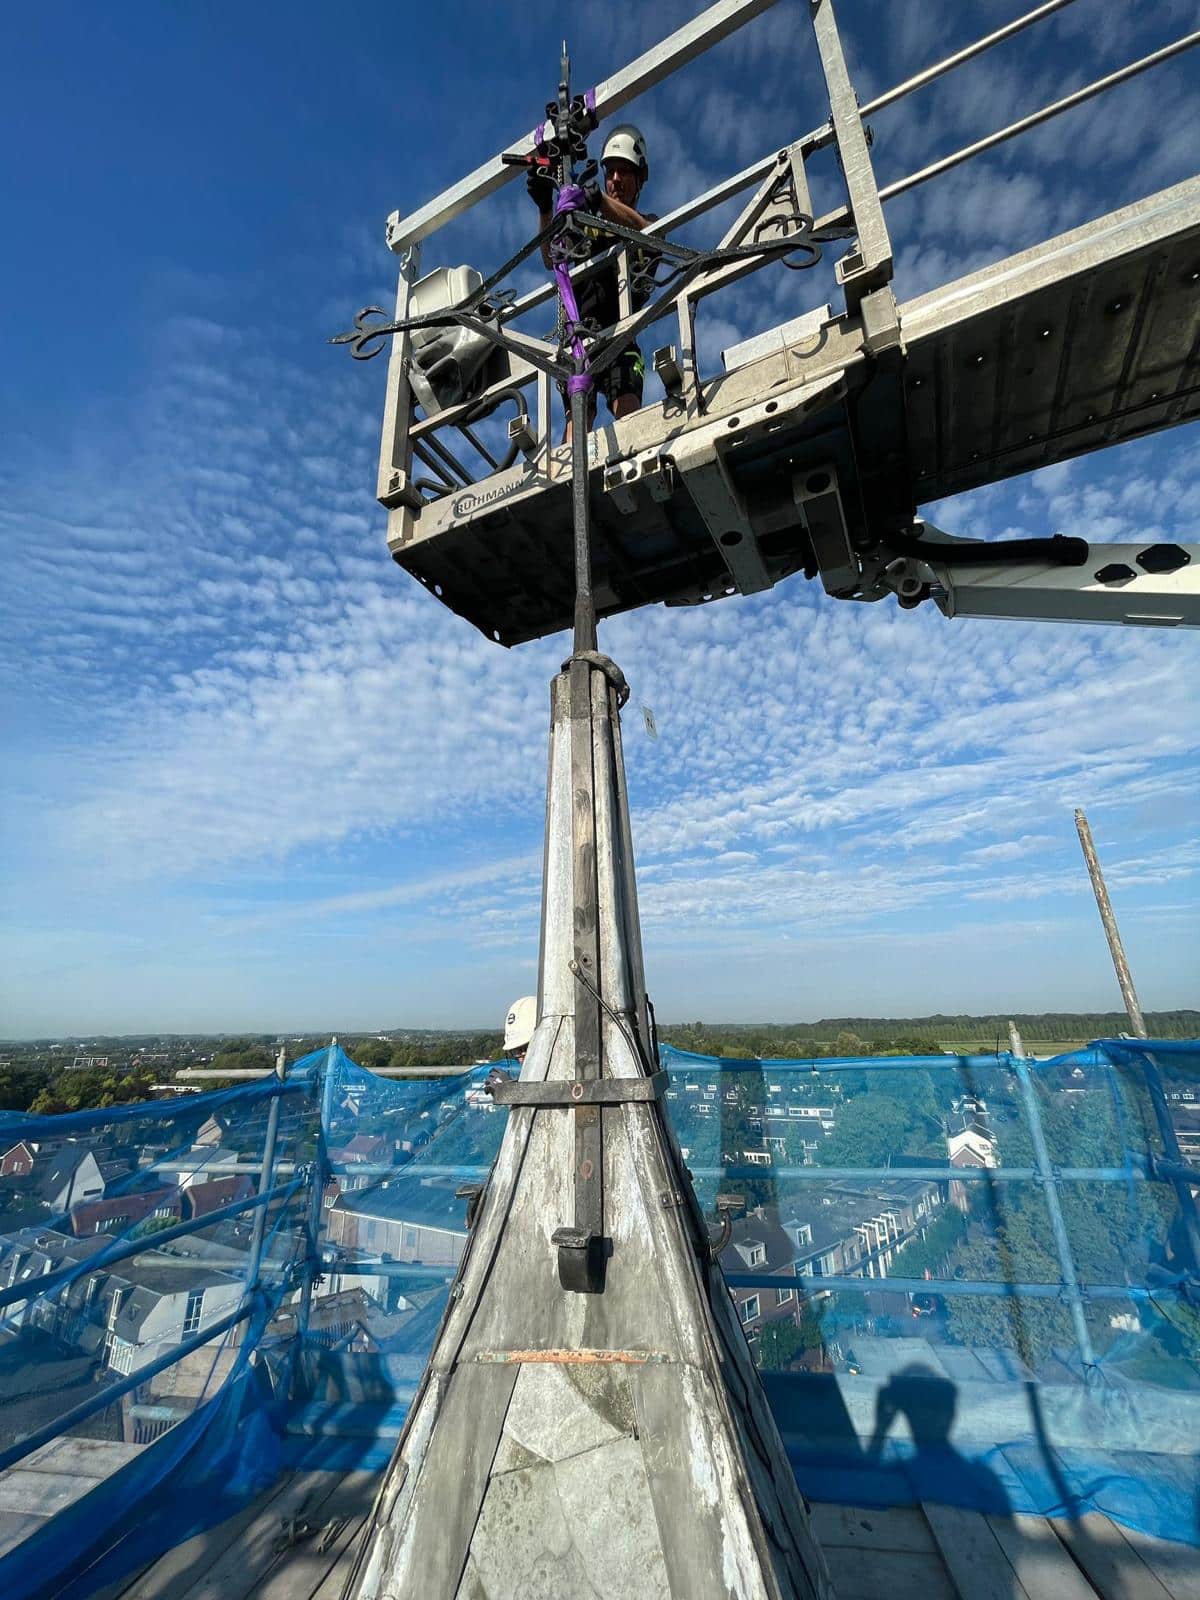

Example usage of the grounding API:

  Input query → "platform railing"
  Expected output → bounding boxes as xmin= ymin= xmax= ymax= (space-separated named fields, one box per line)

xmin=382 ymin=0 xmax=1199 ymax=517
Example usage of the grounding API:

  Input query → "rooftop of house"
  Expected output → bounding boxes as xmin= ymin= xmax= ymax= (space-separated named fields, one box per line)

xmin=36 ymin=1142 xmax=99 ymax=1195
xmin=184 ymin=1175 xmax=255 ymax=1215
xmin=2 ymin=1227 xmax=111 ymax=1276
xmin=946 ymin=1111 xmax=995 ymax=1141
xmin=332 ymin=1174 xmax=468 ymax=1234
xmin=721 ymin=1211 xmax=797 ymax=1275
xmin=331 ymin=1133 xmax=392 ymax=1162
xmin=108 ymin=1253 xmax=243 ymax=1340
xmin=781 ymin=1179 xmax=942 ymax=1258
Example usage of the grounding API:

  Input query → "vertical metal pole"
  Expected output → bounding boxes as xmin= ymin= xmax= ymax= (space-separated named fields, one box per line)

xmin=378 ymin=242 xmax=422 ymax=540
xmin=616 ymin=243 xmax=633 ymax=325
xmin=297 ymin=1037 xmax=339 ymax=1351
xmin=565 ymin=382 xmax=605 ymax=1290
xmin=571 ymin=387 xmax=597 ymax=652
xmin=1074 ymin=808 xmax=1147 ymax=1036
xmin=537 ymin=368 xmax=551 ymax=466
xmin=245 ymin=1046 xmax=287 ymax=1297
xmin=809 ymin=0 xmax=894 ymax=305
xmin=546 ymin=48 xmax=608 ymax=1293
xmin=1008 ymin=1020 xmax=1096 ymax=1369
xmin=675 ymin=292 xmax=701 ymax=416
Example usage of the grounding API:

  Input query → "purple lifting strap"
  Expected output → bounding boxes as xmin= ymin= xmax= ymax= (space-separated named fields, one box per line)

xmin=531 ymin=84 xmax=595 ymax=148
xmin=553 ymin=183 xmax=595 ymax=393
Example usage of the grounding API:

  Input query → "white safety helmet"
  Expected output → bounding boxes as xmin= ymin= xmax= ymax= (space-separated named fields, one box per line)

xmin=601 ymin=124 xmax=649 ymax=187
xmin=503 ymin=995 xmax=538 ymax=1055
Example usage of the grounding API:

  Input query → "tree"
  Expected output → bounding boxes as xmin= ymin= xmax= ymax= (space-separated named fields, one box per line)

xmin=944 ymin=1236 xmax=1073 ymax=1367
xmin=718 ymin=1065 xmax=776 ymax=1208
xmin=757 ymin=1305 xmax=826 ymax=1369
xmin=355 ymin=1039 xmax=393 ymax=1073
xmin=892 ymin=1210 xmax=966 ymax=1280
xmin=131 ymin=1214 xmax=176 ymax=1239
xmin=817 ymin=1095 xmax=907 ymax=1170
xmin=0 ymin=1062 xmax=49 ymax=1112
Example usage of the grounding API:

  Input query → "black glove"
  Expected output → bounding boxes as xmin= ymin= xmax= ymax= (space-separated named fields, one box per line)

xmin=526 ymin=161 xmax=554 ymax=211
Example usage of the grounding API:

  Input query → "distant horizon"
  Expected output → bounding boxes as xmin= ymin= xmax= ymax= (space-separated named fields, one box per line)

xmin=6 ymin=1003 xmax=1197 ymax=1047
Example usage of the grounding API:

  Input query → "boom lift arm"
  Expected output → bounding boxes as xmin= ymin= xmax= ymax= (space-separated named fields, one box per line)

xmin=888 ymin=528 xmax=1196 ymax=629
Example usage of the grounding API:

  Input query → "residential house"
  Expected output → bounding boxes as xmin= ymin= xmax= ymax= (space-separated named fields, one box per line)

xmin=326 ymin=1175 xmax=468 ymax=1267
xmin=945 ymin=1111 xmax=998 ymax=1170
xmin=98 ymin=1255 xmax=245 ymax=1377
xmin=1 ymin=1141 xmax=36 ymax=1178
xmin=759 ymin=1102 xmax=838 ymax=1164
xmin=193 ymin=1112 xmax=232 ymax=1148
xmin=1171 ymin=1104 xmax=1200 ymax=1166
xmin=70 ymin=1186 xmax=182 ymax=1238
xmin=182 ymin=1174 xmax=255 ymax=1219
xmin=329 ymin=1134 xmax=394 ymax=1194
xmin=718 ymin=1211 xmax=805 ymax=1359
xmin=8 ymin=1232 xmax=248 ymax=1379
xmin=154 ymin=1147 xmax=243 ymax=1189
xmin=0 ymin=1230 xmax=114 ymax=1333
xmin=38 ymin=1143 xmax=108 ymax=1212
xmin=783 ymin=1179 xmax=945 ymax=1286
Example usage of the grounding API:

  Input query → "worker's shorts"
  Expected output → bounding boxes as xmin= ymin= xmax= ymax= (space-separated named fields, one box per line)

xmin=559 ymin=344 xmax=644 ymax=412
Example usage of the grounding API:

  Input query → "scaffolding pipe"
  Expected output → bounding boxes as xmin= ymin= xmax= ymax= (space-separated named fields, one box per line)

xmin=1009 ymin=1020 xmax=1096 ymax=1368
xmin=876 ymin=33 xmax=1200 ymax=207
xmin=177 ymin=1064 xmax=477 ymax=1079
xmin=721 ymin=1272 xmax=1186 ymax=1302
xmin=312 ymin=1158 xmax=1176 ymax=1184
xmin=858 ymin=0 xmax=1080 ymax=118
xmin=1076 ymin=811 xmax=1200 ymax=1281
xmin=245 ymin=1046 xmax=287 ymax=1296
xmin=321 ymin=1257 xmax=1184 ymax=1302
xmin=296 ymin=1038 xmax=340 ymax=1353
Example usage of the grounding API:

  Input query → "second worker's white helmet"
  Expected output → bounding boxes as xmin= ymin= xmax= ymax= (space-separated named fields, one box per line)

xmin=503 ymin=995 xmax=538 ymax=1055
xmin=601 ymin=124 xmax=649 ymax=187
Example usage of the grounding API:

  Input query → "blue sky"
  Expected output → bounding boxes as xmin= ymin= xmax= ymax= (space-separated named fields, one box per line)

xmin=1 ymin=0 xmax=1197 ymax=1037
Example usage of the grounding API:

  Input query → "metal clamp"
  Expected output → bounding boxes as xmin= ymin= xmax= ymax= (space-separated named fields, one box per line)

xmin=551 ymin=1225 xmax=608 ymax=1294
xmin=560 ymin=650 xmax=630 ymax=707
xmin=485 ymin=1069 xmax=666 ymax=1106
xmin=455 ymin=1182 xmax=485 ymax=1228
xmin=709 ymin=1192 xmax=746 ymax=1260
xmin=653 ymin=344 xmax=684 ymax=394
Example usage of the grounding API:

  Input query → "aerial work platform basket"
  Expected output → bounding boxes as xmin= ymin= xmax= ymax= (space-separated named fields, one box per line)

xmin=343 ymin=0 xmax=1199 ymax=644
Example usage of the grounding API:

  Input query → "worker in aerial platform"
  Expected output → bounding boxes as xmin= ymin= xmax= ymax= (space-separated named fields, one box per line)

xmin=503 ymin=994 xmax=537 ymax=1065
xmin=527 ymin=124 xmax=658 ymax=439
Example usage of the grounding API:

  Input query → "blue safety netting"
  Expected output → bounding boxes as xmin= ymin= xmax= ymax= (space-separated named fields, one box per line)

xmin=0 ymin=1059 xmax=320 ymax=1596
xmin=1 ymin=1038 xmax=1198 ymax=1594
